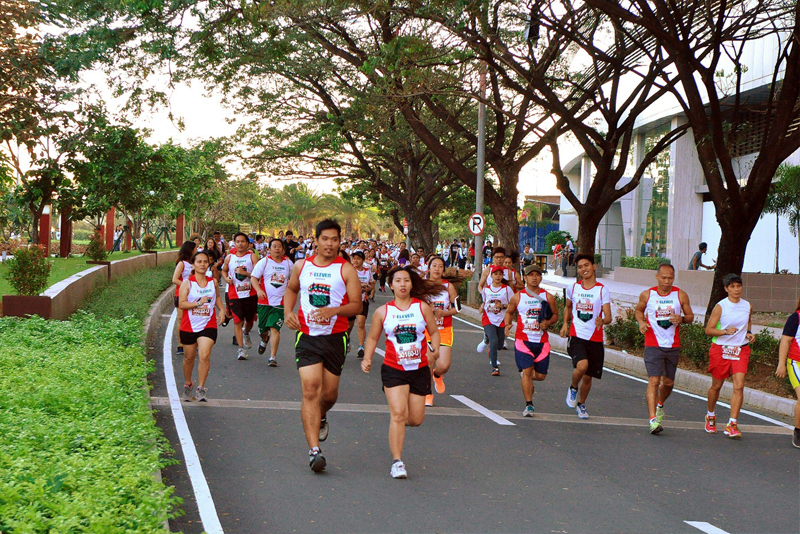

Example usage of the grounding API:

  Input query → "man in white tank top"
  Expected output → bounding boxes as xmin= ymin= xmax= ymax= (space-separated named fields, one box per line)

xmin=284 ymin=219 xmax=363 ymax=473
xmin=635 ymin=263 xmax=694 ymax=434
xmin=703 ymin=273 xmax=754 ymax=439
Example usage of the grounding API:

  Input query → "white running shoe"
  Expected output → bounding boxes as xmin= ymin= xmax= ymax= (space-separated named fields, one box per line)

xmin=195 ymin=386 xmax=208 ymax=402
xmin=566 ymin=386 xmax=578 ymax=408
xmin=476 ymin=340 xmax=487 ymax=353
xmin=243 ymin=333 xmax=252 ymax=349
xmin=390 ymin=460 xmax=408 ymax=479
xmin=576 ymin=404 xmax=589 ymax=419
xmin=237 ymin=347 xmax=248 ymax=360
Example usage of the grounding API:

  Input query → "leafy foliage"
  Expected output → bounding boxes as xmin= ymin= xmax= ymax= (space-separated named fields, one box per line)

xmin=545 ymin=230 xmax=571 ymax=250
xmin=4 ymin=245 xmax=51 ymax=295
xmin=620 ymin=257 xmax=671 ymax=270
xmin=85 ymin=228 xmax=107 ymax=262
xmin=604 ymin=309 xmax=645 ymax=349
xmin=141 ymin=233 xmax=157 ymax=252
xmin=79 ymin=264 xmax=173 ymax=321
xmin=0 ymin=313 xmax=180 ymax=532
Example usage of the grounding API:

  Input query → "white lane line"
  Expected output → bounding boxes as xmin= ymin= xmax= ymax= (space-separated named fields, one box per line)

xmin=451 ymin=395 xmax=515 ymax=426
xmin=162 ymin=310 xmax=224 ymax=534
xmin=684 ymin=520 xmax=730 ymax=534
xmin=452 ymin=315 xmax=793 ymax=429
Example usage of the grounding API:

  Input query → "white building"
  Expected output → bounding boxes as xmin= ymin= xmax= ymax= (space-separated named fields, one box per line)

xmin=557 ymin=32 xmax=800 ymax=274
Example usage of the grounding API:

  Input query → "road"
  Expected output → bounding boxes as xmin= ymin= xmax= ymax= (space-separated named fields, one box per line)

xmin=150 ymin=289 xmax=799 ymax=534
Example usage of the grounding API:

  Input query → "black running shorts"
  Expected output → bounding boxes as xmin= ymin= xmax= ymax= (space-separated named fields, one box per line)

xmin=381 ymin=364 xmax=432 ymax=396
xmin=567 ymin=337 xmax=605 ymax=379
xmin=179 ymin=327 xmax=218 ymax=346
xmin=358 ymin=299 xmax=370 ymax=318
xmin=295 ymin=331 xmax=348 ymax=376
xmin=229 ymin=295 xmax=257 ymax=324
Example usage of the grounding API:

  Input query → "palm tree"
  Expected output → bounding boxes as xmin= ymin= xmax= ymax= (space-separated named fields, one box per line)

xmin=763 ymin=164 xmax=800 ymax=274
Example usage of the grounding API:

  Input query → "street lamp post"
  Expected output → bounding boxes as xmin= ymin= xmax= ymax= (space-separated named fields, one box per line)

xmin=467 ymin=64 xmax=487 ymax=305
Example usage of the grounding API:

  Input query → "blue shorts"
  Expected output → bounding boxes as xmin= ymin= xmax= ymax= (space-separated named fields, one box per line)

xmin=515 ymin=339 xmax=551 ymax=375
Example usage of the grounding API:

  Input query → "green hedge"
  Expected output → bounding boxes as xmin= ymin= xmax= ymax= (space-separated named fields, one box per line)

xmin=0 ymin=314 xmax=180 ymax=532
xmin=79 ymin=264 xmax=174 ymax=321
xmin=620 ymin=256 xmax=671 ymax=270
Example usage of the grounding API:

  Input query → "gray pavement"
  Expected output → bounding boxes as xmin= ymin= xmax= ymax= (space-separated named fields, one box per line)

xmin=150 ymin=289 xmax=800 ymax=534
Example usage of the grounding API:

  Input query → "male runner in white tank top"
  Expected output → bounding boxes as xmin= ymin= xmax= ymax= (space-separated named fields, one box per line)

xmin=284 ymin=219 xmax=363 ymax=472
xmin=635 ymin=263 xmax=693 ymax=434
xmin=703 ymin=273 xmax=754 ymax=439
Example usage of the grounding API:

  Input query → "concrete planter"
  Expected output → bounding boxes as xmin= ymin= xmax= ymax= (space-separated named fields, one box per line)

xmin=2 ymin=295 xmax=52 ymax=318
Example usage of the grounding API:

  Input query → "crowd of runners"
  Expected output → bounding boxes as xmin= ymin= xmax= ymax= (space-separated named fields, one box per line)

xmin=171 ymin=219 xmax=800 ymax=479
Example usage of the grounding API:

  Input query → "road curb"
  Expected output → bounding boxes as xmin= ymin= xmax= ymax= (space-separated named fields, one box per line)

xmin=143 ymin=286 xmax=175 ymax=533
xmin=458 ymin=305 xmax=796 ymax=418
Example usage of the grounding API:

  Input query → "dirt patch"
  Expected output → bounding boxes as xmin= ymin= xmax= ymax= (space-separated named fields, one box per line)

xmin=752 ymin=311 xmax=791 ymax=329
xmin=607 ymin=343 xmax=795 ymax=399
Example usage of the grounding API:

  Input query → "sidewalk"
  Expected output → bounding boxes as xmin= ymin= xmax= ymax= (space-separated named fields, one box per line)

xmin=541 ymin=271 xmax=782 ymax=339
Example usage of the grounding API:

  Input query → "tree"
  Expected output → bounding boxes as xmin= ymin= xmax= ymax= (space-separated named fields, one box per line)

xmin=764 ymin=164 xmax=800 ymax=274
xmin=586 ymin=0 xmax=800 ymax=316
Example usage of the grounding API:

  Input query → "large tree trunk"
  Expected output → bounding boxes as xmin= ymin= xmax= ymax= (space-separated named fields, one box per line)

xmin=704 ymin=209 xmax=757 ymax=319
xmin=576 ymin=210 xmax=603 ymax=257
xmin=407 ymin=214 xmax=436 ymax=253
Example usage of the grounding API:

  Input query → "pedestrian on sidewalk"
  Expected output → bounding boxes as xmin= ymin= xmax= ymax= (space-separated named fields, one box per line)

xmin=634 ymin=263 xmax=694 ymax=434
xmin=775 ymin=296 xmax=800 ymax=448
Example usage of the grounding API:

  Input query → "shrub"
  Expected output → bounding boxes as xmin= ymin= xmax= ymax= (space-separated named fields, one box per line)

xmin=0 ymin=240 xmax=26 ymax=255
xmin=545 ymin=230 xmax=571 ymax=251
xmin=80 ymin=264 xmax=175 ymax=321
xmin=750 ymin=330 xmax=780 ymax=369
xmin=604 ymin=308 xmax=645 ymax=349
xmin=547 ymin=291 xmax=567 ymax=335
xmin=620 ymin=256 xmax=671 ymax=270
xmin=142 ymin=233 xmax=158 ymax=252
xmin=594 ymin=253 xmax=602 ymax=265
xmin=71 ymin=229 xmax=94 ymax=242
xmin=4 ymin=245 xmax=52 ymax=295
xmin=85 ymin=229 xmax=108 ymax=261
xmin=679 ymin=322 xmax=711 ymax=367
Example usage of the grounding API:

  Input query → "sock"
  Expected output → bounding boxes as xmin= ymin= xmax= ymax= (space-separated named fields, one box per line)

xmin=526 ymin=401 xmax=533 ymax=406
xmin=729 ymin=418 xmax=737 ymax=424
xmin=650 ymin=417 xmax=657 ymax=424
xmin=570 ymin=386 xmax=578 ymax=392
xmin=310 ymin=447 xmax=320 ymax=454
xmin=657 ymin=402 xmax=663 ymax=409
xmin=707 ymin=411 xmax=715 ymax=417
xmin=393 ymin=458 xmax=402 ymax=464
xmin=578 ymin=403 xmax=585 ymax=408
xmin=433 ymin=371 xmax=441 ymax=378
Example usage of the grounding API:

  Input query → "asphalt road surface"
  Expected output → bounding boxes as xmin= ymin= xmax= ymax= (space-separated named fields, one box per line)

xmin=150 ymin=289 xmax=799 ymax=534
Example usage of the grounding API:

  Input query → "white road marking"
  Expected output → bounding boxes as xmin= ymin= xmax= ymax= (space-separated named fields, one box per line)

xmin=452 ymin=315 xmax=793 ymax=429
xmin=685 ymin=520 xmax=730 ymax=534
xmin=451 ymin=395 xmax=515 ymax=425
xmin=162 ymin=310 xmax=224 ymax=534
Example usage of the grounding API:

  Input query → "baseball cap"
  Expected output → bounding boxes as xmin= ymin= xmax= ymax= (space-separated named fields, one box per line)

xmin=524 ymin=264 xmax=543 ymax=275
xmin=491 ymin=265 xmax=505 ymax=274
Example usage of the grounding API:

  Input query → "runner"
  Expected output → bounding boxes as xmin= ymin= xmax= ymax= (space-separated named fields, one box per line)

xmin=775 ymin=295 xmax=800 ymax=448
xmin=251 ymin=238 xmax=293 ymax=366
xmin=172 ymin=241 xmax=197 ymax=356
xmin=365 ymin=249 xmax=378 ymax=302
xmin=204 ymin=237 xmax=223 ymax=282
xmin=284 ymin=219 xmax=363 ymax=472
xmin=424 ymin=256 xmax=460 ymax=406
xmin=703 ymin=273 xmax=754 ymax=438
xmin=360 ymin=266 xmax=443 ymax=479
xmin=351 ymin=251 xmax=375 ymax=359
xmin=378 ymin=245 xmax=393 ymax=292
xmin=560 ymin=253 xmax=612 ymax=419
xmin=178 ymin=250 xmax=226 ymax=402
xmin=478 ymin=247 xmax=508 ymax=291
xmin=503 ymin=255 xmax=523 ymax=291
xmin=477 ymin=265 xmax=513 ymax=376
xmin=222 ymin=232 xmax=258 ymax=361
xmin=634 ymin=263 xmax=694 ymax=434
xmin=504 ymin=264 xmax=558 ymax=416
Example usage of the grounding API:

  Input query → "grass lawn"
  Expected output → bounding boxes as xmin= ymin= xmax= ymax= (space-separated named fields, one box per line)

xmin=0 ymin=249 xmax=176 ymax=296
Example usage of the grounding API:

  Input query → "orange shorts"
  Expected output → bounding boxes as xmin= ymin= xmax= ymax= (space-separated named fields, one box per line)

xmin=708 ymin=344 xmax=750 ymax=380
xmin=425 ymin=326 xmax=453 ymax=347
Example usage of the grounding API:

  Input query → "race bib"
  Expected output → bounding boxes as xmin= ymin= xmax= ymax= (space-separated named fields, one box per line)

xmin=396 ymin=343 xmax=422 ymax=369
xmin=721 ymin=346 xmax=741 ymax=361
xmin=433 ymin=301 xmax=445 ymax=326
xmin=194 ymin=304 xmax=212 ymax=317
xmin=655 ymin=307 xmax=672 ymax=329
xmin=523 ymin=308 xmax=541 ymax=332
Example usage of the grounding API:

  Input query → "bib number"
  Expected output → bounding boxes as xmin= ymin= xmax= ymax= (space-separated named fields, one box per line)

xmin=397 ymin=343 xmax=422 ymax=369
xmin=721 ymin=346 xmax=741 ymax=361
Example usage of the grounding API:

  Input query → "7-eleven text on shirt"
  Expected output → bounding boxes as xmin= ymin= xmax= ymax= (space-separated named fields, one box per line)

xmin=566 ymin=281 xmax=610 ymax=342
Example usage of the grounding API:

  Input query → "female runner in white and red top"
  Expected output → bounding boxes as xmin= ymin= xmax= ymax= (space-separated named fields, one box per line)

xmin=423 ymin=257 xmax=459 ymax=406
xmin=251 ymin=238 xmax=294 ymax=360
xmin=361 ymin=266 xmax=442 ymax=479
xmin=172 ymin=241 xmax=197 ymax=354
xmin=178 ymin=250 xmax=225 ymax=402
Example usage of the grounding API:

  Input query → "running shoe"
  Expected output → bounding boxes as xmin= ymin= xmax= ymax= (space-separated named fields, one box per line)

xmin=232 ymin=335 xmax=237 ymax=345
xmin=221 ymin=316 xmax=230 ymax=327
xmin=576 ymin=404 xmax=589 ymax=419
xmin=724 ymin=421 xmax=742 ymax=439
xmin=501 ymin=342 xmax=508 ymax=350
xmin=268 ymin=357 xmax=277 ymax=367
xmin=523 ymin=405 xmax=535 ymax=417
xmin=237 ymin=347 xmax=248 ymax=361
xmin=319 ymin=417 xmax=329 ymax=442
xmin=793 ymin=428 xmax=800 ymax=449
xmin=243 ymin=333 xmax=252 ymax=349
xmin=566 ymin=386 xmax=578 ymax=408
xmin=309 ymin=449 xmax=326 ymax=472
xmin=183 ymin=382 xmax=194 ymax=401
xmin=258 ymin=341 xmax=267 ymax=355
xmin=357 ymin=346 xmax=365 ymax=359
xmin=656 ymin=404 xmax=664 ymax=425
xmin=370 ymin=297 xmax=375 ymax=302
xmin=649 ymin=419 xmax=663 ymax=435
xmin=704 ymin=414 xmax=717 ymax=434
xmin=390 ymin=460 xmax=408 ymax=479
xmin=176 ymin=346 xmax=184 ymax=355
xmin=491 ymin=367 xmax=500 ymax=376
xmin=196 ymin=386 xmax=208 ymax=402
xmin=476 ymin=340 xmax=487 ymax=353
xmin=425 ymin=394 xmax=434 ymax=407
xmin=433 ymin=372 xmax=445 ymax=394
